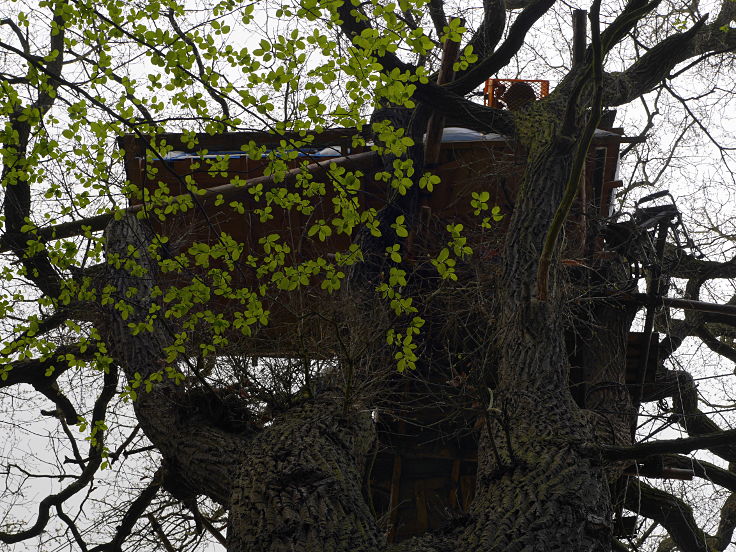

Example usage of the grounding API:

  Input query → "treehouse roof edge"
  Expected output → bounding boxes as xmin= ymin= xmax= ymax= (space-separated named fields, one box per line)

xmin=118 ymin=126 xmax=628 ymax=164
xmin=117 ymin=128 xmax=362 ymax=157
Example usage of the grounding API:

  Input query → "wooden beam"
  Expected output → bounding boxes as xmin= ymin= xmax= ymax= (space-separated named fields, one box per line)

xmin=387 ymin=455 xmax=403 ymax=543
xmin=624 ymin=293 xmax=736 ymax=318
xmin=119 ymin=128 xmax=362 ymax=153
xmin=424 ymin=31 xmax=462 ymax=166
xmin=449 ymin=458 xmax=461 ymax=509
xmin=415 ymin=482 xmax=429 ymax=534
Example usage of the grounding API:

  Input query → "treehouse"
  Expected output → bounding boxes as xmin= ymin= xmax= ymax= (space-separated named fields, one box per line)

xmin=120 ymin=129 xmax=626 ymax=279
xmin=119 ymin=79 xmax=659 ymax=541
xmin=120 ymin=124 xmax=630 ymax=356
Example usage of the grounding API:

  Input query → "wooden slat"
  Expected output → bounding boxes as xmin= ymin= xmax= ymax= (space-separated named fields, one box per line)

xmin=449 ymin=458 xmax=462 ymax=509
xmin=424 ymin=36 xmax=461 ymax=166
xmin=387 ymin=455 xmax=403 ymax=543
xmin=415 ymin=482 xmax=429 ymax=533
xmin=626 ymin=332 xmax=658 ymax=385
xmin=119 ymin=128 xmax=362 ymax=154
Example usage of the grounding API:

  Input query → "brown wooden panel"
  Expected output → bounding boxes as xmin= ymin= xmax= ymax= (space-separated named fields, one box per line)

xmin=121 ymin=132 xmax=626 ymax=358
xmin=626 ymin=332 xmax=659 ymax=385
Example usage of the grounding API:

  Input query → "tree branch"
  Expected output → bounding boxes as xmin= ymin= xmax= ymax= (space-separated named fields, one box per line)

xmin=603 ymin=427 xmax=736 ymax=461
xmin=448 ymin=0 xmax=555 ymax=95
xmin=1 ymin=5 xmax=67 ymax=298
xmin=0 ymin=150 xmax=381 ymax=250
xmin=696 ymin=325 xmax=736 ymax=366
xmin=664 ymin=454 xmax=736 ymax=493
xmin=88 ymin=468 xmax=163 ymax=552
xmin=0 ymin=344 xmax=96 ymax=423
xmin=0 ymin=366 xmax=117 ymax=544
xmin=464 ymin=0 xmax=506 ymax=63
xmin=166 ymin=9 xmax=230 ymax=119
xmin=623 ymin=479 xmax=710 ymax=552
xmin=334 ymin=0 xmax=516 ymax=134
xmin=714 ymin=493 xmax=736 ymax=551
xmin=603 ymin=17 xmax=710 ymax=107
xmin=0 ymin=344 xmax=95 ymax=387
xmin=56 ymin=504 xmax=89 ymax=552
xmin=427 ymin=0 xmax=448 ymax=38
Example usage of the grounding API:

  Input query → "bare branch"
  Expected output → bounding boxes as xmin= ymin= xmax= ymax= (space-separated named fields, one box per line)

xmin=624 ymin=479 xmax=710 ymax=552
xmin=0 ymin=366 xmax=117 ymax=544
xmin=465 ymin=0 xmax=506 ymax=62
xmin=107 ymin=425 xmax=141 ymax=465
xmin=665 ymin=454 xmax=736 ymax=492
xmin=0 ymin=18 xmax=30 ymax=55
xmin=146 ymin=514 xmax=177 ymax=552
xmin=88 ymin=468 xmax=163 ymax=552
xmin=448 ymin=0 xmax=556 ymax=95
xmin=604 ymin=427 xmax=736 ymax=461
xmin=604 ymin=17 xmax=731 ymax=107
xmin=714 ymin=493 xmax=736 ymax=551
xmin=56 ymin=504 xmax=89 ymax=552
xmin=38 ymin=383 xmax=80 ymax=425
xmin=696 ymin=325 xmax=736 ymax=366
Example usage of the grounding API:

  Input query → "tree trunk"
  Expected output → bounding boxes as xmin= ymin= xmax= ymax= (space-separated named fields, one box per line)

xmin=227 ymin=400 xmax=380 ymax=551
xmin=106 ymin=216 xmax=243 ymax=507
xmin=455 ymin=126 xmax=618 ymax=550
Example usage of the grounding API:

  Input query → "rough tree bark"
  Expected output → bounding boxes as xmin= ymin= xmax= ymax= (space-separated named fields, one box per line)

xmin=107 ymin=216 xmax=385 ymax=551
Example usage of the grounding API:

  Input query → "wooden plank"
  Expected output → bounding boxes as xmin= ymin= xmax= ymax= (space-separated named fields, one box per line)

xmin=387 ymin=455 xmax=403 ymax=543
xmin=449 ymin=458 xmax=461 ymax=509
xmin=572 ymin=10 xmax=587 ymax=68
xmin=625 ymin=293 xmax=736 ymax=318
xmin=626 ymin=332 xmax=658 ymax=385
xmin=600 ymin=179 xmax=623 ymax=218
xmin=424 ymin=35 xmax=461 ymax=166
xmin=120 ymin=128 xmax=362 ymax=153
xmin=415 ymin=482 xmax=429 ymax=534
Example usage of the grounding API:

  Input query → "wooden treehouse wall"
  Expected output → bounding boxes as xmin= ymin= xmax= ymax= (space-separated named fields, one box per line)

xmin=121 ymin=127 xmax=625 ymax=330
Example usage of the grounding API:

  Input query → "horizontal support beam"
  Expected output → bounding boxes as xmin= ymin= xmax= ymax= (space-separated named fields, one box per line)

xmin=119 ymin=128 xmax=363 ymax=154
xmin=603 ymin=427 xmax=736 ymax=461
xmin=623 ymin=292 xmax=736 ymax=318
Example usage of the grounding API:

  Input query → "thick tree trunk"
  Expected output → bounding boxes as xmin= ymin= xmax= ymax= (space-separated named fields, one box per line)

xmin=106 ymin=216 xmax=243 ymax=506
xmin=460 ymin=297 xmax=613 ymax=551
xmin=227 ymin=399 xmax=380 ymax=551
xmin=455 ymin=132 xmax=616 ymax=550
xmin=106 ymin=216 xmax=385 ymax=551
